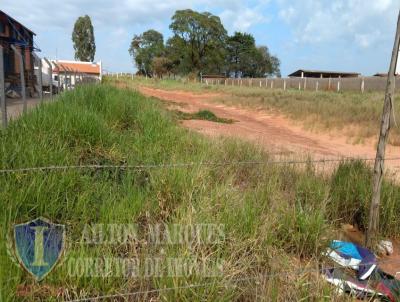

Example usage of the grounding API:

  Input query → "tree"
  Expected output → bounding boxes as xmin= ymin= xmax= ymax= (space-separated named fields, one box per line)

xmin=226 ymin=33 xmax=281 ymax=78
xmin=130 ymin=10 xmax=281 ymax=77
xmin=168 ymin=9 xmax=227 ymax=74
xmin=152 ymin=57 xmax=172 ymax=78
xmin=256 ymin=46 xmax=281 ymax=77
xmin=227 ymin=32 xmax=258 ymax=77
xmin=165 ymin=36 xmax=187 ymax=75
xmin=129 ymin=30 xmax=164 ymax=77
xmin=72 ymin=15 xmax=96 ymax=62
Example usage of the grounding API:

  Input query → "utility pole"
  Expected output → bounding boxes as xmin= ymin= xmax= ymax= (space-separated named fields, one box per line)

xmin=366 ymin=10 xmax=400 ymax=248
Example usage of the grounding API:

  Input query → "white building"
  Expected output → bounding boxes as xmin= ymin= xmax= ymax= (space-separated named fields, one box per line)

xmin=53 ymin=60 xmax=102 ymax=89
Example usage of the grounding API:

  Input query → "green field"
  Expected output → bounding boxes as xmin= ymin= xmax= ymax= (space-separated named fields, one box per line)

xmin=2 ymin=84 xmax=400 ymax=301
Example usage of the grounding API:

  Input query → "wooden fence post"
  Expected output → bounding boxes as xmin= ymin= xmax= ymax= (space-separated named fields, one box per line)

xmin=0 ymin=46 xmax=7 ymax=127
xmin=366 ymin=10 xmax=400 ymax=249
xmin=316 ymin=81 xmax=319 ymax=92
xmin=11 ymin=45 xmax=26 ymax=113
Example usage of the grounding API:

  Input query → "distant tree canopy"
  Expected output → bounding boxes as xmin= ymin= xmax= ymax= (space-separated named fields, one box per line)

xmin=129 ymin=9 xmax=280 ymax=78
xmin=129 ymin=30 xmax=164 ymax=76
xmin=72 ymin=15 xmax=96 ymax=62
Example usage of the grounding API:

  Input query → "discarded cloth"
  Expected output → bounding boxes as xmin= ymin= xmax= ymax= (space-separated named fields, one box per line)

xmin=323 ymin=267 xmax=382 ymax=300
xmin=324 ymin=240 xmax=400 ymax=301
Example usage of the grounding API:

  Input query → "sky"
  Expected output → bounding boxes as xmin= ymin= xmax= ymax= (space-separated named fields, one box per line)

xmin=2 ymin=0 xmax=399 ymax=76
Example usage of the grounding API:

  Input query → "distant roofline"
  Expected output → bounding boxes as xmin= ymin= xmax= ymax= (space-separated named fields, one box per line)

xmin=289 ymin=69 xmax=360 ymax=76
xmin=373 ymin=72 xmax=400 ymax=77
xmin=54 ymin=60 xmax=101 ymax=66
xmin=0 ymin=10 xmax=36 ymax=36
xmin=51 ymin=60 xmax=102 ymax=75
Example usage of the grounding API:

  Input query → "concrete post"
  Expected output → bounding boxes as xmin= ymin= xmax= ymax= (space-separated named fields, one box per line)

xmin=0 ymin=46 xmax=7 ymax=127
xmin=316 ymin=81 xmax=319 ymax=92
xmin=337 ymin=76 xmax=341 ymax=92
xmin=271 ymin=80 xmax=274 ymax=89
xmin=283 ymin=80 xmax=286 ymax=91
xmin=43 ymin=58 xmax=53 ymax=98
xmin=361 ymin=77 xmax=365 ymax=93
xmin=33 ymin=54 xmax=43 ymax=102
xmin=11 ymin=45 xmax=26 ymax=113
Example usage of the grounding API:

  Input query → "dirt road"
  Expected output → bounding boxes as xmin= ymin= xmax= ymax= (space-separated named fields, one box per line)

xmin=139 ymin=86 xmax=400 ymax=170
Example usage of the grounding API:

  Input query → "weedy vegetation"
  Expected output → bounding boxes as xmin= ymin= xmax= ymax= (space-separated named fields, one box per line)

xmin=1 ymin=84 xmax=400 ymax=301
xmin=173 ymin=109 xmax=234 ymax=124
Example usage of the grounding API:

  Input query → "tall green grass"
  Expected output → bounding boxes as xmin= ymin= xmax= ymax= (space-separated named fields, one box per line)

xmin=1 ymin=84 xmax=400 ymax=301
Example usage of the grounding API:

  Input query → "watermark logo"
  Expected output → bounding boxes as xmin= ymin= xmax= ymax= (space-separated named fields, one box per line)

xmin=13 ymin=217 xmax=65 ymax=281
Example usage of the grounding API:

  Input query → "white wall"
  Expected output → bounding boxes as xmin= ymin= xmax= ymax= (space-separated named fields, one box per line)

xmin=397 ymin=49 xmax=400 ymax=75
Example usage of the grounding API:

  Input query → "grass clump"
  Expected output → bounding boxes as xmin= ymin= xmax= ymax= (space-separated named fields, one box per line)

xmin=174 ymin=109 xmax=234 ymax=124
xmin=1 ymin=84 xmax=400 ymax=301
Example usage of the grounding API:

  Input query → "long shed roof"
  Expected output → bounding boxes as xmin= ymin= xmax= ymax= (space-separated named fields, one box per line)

xmin=288 ymin=69 xmax=360 ymax=78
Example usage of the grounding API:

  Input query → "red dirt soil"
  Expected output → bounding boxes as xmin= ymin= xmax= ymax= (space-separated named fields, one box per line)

xmin=139 ymin=86 xmax=400 ymax=172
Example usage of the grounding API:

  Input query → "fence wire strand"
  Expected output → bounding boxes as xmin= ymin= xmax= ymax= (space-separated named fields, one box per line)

xmin=65 ymin=258 xmax=400 ymax=301
xmin=2 ymin=157 xmax=400 ymax=174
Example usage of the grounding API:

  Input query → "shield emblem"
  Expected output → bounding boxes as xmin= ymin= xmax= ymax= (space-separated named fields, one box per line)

xmin=14 ymin=217 xmax=65 ymax=281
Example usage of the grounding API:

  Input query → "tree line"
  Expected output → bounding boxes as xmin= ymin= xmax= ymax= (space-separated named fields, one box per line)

xmin=129 ymin=9 xmax=281 ymax=78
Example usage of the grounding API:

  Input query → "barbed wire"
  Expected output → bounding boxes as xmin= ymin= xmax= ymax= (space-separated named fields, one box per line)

xmin=1 ymin=157 xmax=400 ymax=175
xmin=65 ymin=258 xmax=400 ymax=301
